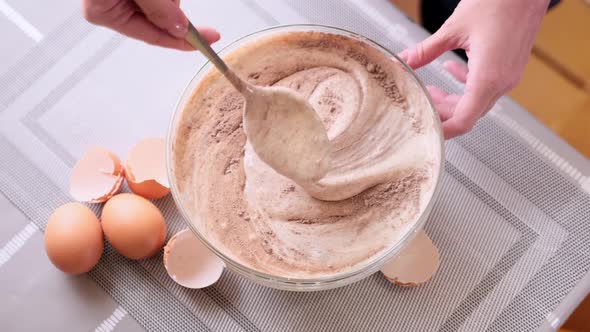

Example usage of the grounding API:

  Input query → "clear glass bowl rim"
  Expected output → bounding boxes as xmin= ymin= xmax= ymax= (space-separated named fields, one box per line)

xmin=166 ymin=24 xmax=445 ymax=291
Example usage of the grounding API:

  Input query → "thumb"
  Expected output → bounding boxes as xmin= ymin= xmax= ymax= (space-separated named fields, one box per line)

xmin=135 ymin=0 xmax=188 ymax=38
xmin=399 ymin=28 xmax=457 ymax=70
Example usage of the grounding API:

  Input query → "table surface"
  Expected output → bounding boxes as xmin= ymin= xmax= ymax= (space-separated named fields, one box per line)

xmin=1 ymin=1 xmax=590 ymax=331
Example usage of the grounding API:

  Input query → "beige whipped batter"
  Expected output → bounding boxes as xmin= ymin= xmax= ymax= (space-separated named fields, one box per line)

xmin=173 ymin=31 xmax=442 ymax=278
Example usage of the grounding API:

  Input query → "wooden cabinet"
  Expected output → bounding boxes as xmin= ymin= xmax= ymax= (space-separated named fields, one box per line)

xmin=535 ymin=0 xmax=590 ymax=91
xmin=518 ymin=0 xmax=590 ymax=157
xmin=509 ymin=54 xmax=589 ymax=135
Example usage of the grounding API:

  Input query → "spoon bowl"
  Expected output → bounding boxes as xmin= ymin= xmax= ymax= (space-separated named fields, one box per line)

xmin=243 ymin=85 xmax=331 ymax=182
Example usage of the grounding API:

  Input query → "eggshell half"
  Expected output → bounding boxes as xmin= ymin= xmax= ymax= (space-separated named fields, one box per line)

xmin=381 ymin=230 xmax=440 ymax=287
xmin=163 ymin=229 xmax=224 ymax=289
xmin=125 ymin=137 xmax=170 ymax=200
xmin=70 ymin=147 xmax=124 ymax=203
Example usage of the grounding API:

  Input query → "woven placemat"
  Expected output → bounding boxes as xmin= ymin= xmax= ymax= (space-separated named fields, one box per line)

xmin=1 ymin=0 xmax=589 ymax=331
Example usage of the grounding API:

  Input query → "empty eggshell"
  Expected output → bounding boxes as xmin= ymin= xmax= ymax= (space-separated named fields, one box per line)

xmin=164 ymin=229 xmax=224 ymax=289
xmin=70 ymin=147 xmax=125 ymax=203
xmin=380 ymin=230 xmax=439 ymax=287
xmin=125 ymin=137 xmax=170 ymax=200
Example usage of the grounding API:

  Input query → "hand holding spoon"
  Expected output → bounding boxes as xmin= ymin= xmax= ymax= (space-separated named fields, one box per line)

xmin=185 ymin=22 xmax=331 ymax=182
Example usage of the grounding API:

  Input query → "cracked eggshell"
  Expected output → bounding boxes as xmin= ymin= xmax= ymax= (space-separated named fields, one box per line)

xmin=125 ymin=137 xmax=170 ymax=200
xmin=70 ymin=147 xmax=125 ymax=203
xmin=381 ymin=230 xmax=439 ymax=287
xmin=163 ymin=229 xmax=225 ymax=289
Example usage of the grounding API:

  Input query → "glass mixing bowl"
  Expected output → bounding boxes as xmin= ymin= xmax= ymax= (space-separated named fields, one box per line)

xmin=166 ymin=24 xmax=444 ymax=291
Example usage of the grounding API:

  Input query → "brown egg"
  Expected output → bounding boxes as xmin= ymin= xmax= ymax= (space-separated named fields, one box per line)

xmin=45 ymin=203 xmax=104 ymax=275
xmin=101 ymin=193 xmax=167 ymax=259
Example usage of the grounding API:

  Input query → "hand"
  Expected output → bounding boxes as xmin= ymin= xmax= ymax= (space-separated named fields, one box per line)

xmin=82 ymin=0 xmax=220 ymax=50
xmin=400 ymin=0 xmax=549 ymax=139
